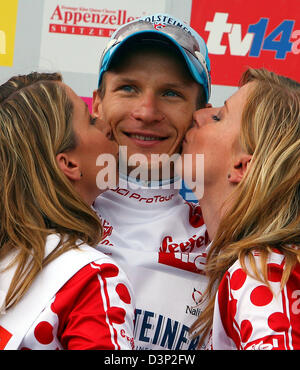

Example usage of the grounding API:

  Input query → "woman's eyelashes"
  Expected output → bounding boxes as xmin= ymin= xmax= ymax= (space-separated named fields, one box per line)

xmin=212 ymin=114 xmax=221 ymax=122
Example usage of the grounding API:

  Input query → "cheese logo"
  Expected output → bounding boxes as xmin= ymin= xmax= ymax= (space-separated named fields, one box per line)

xmin=0 ymin=0 xmax=18 ymax=66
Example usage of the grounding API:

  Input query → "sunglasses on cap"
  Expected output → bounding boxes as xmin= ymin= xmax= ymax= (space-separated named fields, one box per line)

xmin=98 ymin=20 xmax=211 ymax=102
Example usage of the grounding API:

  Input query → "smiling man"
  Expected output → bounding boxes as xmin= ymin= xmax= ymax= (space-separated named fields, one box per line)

xmin=94 ymin=41 xmax=203 ymax=180
xmin=92 ymin=13 xmax=211 ymax=350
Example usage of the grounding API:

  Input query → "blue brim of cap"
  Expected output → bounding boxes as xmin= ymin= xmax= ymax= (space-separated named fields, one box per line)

xmin=98 ymin=30 xmax=210 ymax=102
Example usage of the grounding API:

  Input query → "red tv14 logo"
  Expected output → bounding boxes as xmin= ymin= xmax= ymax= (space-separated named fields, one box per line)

xmin=191 ymin=0 xmax=300 ymax=86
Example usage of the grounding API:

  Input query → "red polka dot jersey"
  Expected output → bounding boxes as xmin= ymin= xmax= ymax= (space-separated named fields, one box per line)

xmin=18 ymin=261 xmax=135 ymax=350
xmin=211 ymin=249 xmax=300 ymax=350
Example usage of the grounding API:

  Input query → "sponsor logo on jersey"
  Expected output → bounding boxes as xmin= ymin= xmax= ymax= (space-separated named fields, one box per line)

xmin=110 ymin=186 xmax=175 ymax=204
xmin=185 ymin=288 xmax=203 ymax=317
xmin=158 ymin=248 xmax=207 ymax=274
xmin=192 ymin=287 xmax=202 ymax=305
xmin=186 ymin=202 xmax=205 ymax=228
xmin=100 ymin=219 xmax=114 ymax=246
xmin=120 ymin=328 xmax=134 ymax=350
xmin=245 ymin=335 xmax=285 ymax=350
xmin=158 ymin=203 xmax=209 ymax=274
xmin=134 ymin=308 xmax=200 ymax=350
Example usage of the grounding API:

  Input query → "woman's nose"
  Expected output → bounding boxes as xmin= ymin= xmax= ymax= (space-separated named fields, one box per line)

xmin=193 ymin=109 xmax=206 ymax=128
xmin=193 ymin=107 xmax=220 ymax=127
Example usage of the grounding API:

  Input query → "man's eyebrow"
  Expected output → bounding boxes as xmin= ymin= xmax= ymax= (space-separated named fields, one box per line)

xmin=115 ymin=76 xmax=189 ymax=88
xmin=114 ymin=76 xmax=137 ymax=84
xmin=163 ymin=82 xmax=190 ymax=89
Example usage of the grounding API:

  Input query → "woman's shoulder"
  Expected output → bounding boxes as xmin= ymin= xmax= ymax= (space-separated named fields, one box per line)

xmin=227 ymin=247 xmax=290 ymax=277
xmin=217 ymin=248 xmax=300 ymax=350
xmin=45 ymin=233 xmax=116 ymax=264
xmin=223 ymin=247 xmax=300 ymax=300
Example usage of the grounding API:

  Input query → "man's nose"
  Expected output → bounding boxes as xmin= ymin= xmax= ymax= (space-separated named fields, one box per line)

xmin=131 ymin=93 xmax=164 ymax=123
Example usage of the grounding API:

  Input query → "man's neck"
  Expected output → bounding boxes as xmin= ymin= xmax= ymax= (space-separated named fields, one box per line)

xmin=119 ymin=171 xmax=180 ymax=189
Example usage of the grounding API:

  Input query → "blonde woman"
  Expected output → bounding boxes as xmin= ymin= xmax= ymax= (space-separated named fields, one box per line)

xmin=181 ymin=68 xmax=300 ymax=350
xmin=0 ymin=72 xmax=134 ymax=350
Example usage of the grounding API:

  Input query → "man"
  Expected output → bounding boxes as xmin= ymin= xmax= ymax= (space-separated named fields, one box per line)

xmin=92 ymin=13 xmax=211 ymax=350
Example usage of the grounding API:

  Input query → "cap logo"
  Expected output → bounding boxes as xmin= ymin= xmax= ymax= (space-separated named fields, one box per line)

xmin=144 ymin=15 xmax=193 ymax=36
xmin=153 ymin=23 xmax=165 ymax=31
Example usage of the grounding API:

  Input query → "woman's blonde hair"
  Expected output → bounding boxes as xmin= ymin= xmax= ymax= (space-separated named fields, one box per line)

xmin=0 ymin=72 xmax=103 ymax=310
xmin=191 ymin=68 xmax=300 ymax=346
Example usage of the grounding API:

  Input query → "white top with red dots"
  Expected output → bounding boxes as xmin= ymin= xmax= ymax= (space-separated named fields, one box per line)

xmin=211 ymin=249 xmax=300 ymax=350
xmin=0 ymin=234 xmax=135 ymax=350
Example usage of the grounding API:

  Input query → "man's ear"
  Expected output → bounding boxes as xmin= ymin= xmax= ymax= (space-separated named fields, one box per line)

xmin=56 ymin=153 xmax=81 ymax=181
xmin=92 ymin=89 xmax=102 ymax=117
xmin=92 ymin=89 xmax=113 ymax=139
xmin=228 ymin=154 xmax=252 ymax=184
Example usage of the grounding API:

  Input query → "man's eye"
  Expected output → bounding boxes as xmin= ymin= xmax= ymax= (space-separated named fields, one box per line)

xmin=120 ymin=85 xmax=134 ymax=92
xmin=164 ymin=90 xmax=180 ymax=97
xmin=212 ymin=115 xmax=220 ymax=122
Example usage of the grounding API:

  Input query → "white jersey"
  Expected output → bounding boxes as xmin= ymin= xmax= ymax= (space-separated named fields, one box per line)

xmin=94 ymin=178 xmax=209 ymax=350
